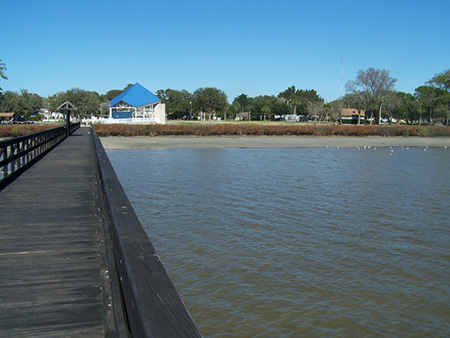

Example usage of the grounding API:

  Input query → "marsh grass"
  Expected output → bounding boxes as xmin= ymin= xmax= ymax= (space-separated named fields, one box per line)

xmin=0 ymin=124 xmax=60 ymax=138
xmin=93 ymin=123 xmax=450 ymax=137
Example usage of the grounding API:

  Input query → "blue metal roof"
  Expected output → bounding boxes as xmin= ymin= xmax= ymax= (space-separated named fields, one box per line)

xmin=110 ymin=83 xmax=161 ymax=107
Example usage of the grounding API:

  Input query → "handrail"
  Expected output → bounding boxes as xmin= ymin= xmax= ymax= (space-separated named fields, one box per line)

xmin=91 ymin=126 xmax=202 ymax=337
xmin=0 ymin=122 xmax=80 ymax=190
xmin=70 ymin=121 xmax=81 ymax=135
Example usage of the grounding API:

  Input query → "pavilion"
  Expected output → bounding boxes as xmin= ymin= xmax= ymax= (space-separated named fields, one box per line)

xmin=108 ymin=83 xmax=166 ymax=124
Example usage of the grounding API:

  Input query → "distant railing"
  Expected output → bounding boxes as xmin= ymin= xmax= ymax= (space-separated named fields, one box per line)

xmin=91 ymin=126 xmax=202 ymax=337
xmin=95 ymin=117 xmax=161 ymax=124
xmin=69 ymin=121 xmax=80 ymax=134
xmin=0 ymin=122 xmax=80 ymax=190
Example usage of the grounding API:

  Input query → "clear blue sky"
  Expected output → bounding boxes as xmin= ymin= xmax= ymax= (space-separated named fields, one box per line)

xmin=1 ymin=0 xmax=449 ymax=102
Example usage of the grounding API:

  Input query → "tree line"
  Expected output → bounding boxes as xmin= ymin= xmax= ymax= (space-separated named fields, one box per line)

xmin=344 ymin=68 xmax=450 ymax=125
xmin=156 ymin=87 xmax=324 ymax=121
xmin=0 ymin=58 xmax=449 ymax=125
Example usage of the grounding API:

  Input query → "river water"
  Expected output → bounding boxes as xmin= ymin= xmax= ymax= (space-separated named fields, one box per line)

xmin=107 ymin=146 xmax=450 ymax=337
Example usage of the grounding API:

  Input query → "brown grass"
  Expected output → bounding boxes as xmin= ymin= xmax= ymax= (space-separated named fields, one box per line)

xmin=0 ymin=124 xmax=61 ymax=138
xmin=4 ymin=123 xmax=448 ymax=138
xmin=93 ymin=123 xmax=450 ymax=137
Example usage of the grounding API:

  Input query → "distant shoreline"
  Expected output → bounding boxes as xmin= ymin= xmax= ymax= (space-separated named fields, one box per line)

xmin=100 ymin=136 xmax=450 ymax=150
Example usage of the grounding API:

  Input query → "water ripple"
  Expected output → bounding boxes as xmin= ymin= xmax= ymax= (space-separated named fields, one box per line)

xmin=107 ymin=147 xmax=450 ymax=337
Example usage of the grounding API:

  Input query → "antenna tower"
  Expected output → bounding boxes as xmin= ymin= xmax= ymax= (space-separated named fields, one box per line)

xmin=341 ymin=56 xmax=344 ymax=97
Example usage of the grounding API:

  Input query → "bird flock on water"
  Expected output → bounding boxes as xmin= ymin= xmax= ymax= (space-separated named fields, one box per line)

xmin=325 ymin=145 xmax=448 ymax=155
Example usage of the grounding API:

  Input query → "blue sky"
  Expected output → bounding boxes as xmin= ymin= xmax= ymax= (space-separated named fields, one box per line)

xmin=1 ymin=0 xmax=449 ymax=102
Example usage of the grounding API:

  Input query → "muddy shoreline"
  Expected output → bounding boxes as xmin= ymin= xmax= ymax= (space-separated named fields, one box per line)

xmin=100 ymin=136 xmax=450 ymax=150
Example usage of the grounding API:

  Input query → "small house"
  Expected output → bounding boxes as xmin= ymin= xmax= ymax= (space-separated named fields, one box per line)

xmin=0 ymin=112 xmax=15 ymax=124
xmin=340 ymin=108 xmax=365 ymax=124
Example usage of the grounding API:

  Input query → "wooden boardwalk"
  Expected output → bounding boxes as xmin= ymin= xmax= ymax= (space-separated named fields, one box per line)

xmin=0 ymin=127 xmax=123 ymax=336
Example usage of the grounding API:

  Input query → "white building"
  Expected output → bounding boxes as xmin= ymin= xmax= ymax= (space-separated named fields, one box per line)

xmin=101 ymin=83 xmax=166 ymax=124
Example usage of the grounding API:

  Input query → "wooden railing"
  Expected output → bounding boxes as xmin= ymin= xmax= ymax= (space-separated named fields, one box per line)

xmin=69 ymin=121 xmax=80 ymax=135
xmin=91 ymin=127 xmax=202 ymax=337
xmin=0 ymin=123 xmax=80 ymax=190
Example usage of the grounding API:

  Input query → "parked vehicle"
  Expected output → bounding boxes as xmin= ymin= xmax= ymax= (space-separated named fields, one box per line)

xmin=13 ymin=117 xmax=33 ymax=124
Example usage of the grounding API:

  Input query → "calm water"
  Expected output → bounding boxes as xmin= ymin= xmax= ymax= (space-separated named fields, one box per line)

xmin=107 ymin=146 xmax=450 ymax=337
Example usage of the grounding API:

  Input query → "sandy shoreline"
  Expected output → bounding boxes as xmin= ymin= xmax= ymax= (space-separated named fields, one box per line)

xmin=100 ymin=136 xmax=450 ymax=150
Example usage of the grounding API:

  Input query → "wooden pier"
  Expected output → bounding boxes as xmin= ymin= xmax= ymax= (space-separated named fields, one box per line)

xmin=0 ymin=127 xmax=201 ymax=337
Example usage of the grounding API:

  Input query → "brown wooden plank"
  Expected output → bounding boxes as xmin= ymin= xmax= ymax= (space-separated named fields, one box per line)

xmin=0 ymin=128 xmax=123 ymax=337
xmin=1 ymin=127 xmax=201 ymax=337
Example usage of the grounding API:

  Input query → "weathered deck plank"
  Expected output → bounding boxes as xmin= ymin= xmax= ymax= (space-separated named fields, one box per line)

xmin=1 ymin=127 xmax=202 ymax=337
xmin=0 ymin=128 xmax=117 ymax=337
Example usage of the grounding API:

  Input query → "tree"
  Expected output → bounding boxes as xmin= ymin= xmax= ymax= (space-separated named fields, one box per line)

xmin=0 ymin=90 xmax=43 ymax=118
xmin=323 ymin=103 xmax=332 ymax=122
xmin=102 ymin=89 xmax=123 ymax=102
xmin=0 ymin=59 xmax=7 ymax=91
xmin=342 ymin=93 xmax=359 ymax=109
xmin=328 ymin=99 xmax=344 ymax=122
xmin=427 ymin=69 xmax=450 ymax=91
xmin=290 ymin=99 xmax=302 ymax=116
xmin=307 ymin=101 xmax=328 ymax=122
xmin=277 ymin=86 xmax=323 ymax=116
xmin=193 ymin=87 xmax=228 ymax=117
xmin=247 ymin=95 xmax=275 ymax=120
xmin=18 ymin=89 xmax=43 ymax=118
xmin=415 ymin=85 xmax=440 ymax=124
xmin=156 ymin=89 xmax=193 ymax=119
xmin=227 ymin=101 xmax=241 ymax=119
xmin=233 ymin=94 xmax=250 ymax=112
xmin=48 ymin=88 xmax=100 ymax=117
xmin=278 ymin=86 xmax=297 ymax=101
xmin=271 ymin=101 xmax=291 ymax=117
xmin=345 ymin=67 xmax=397 ymax=124
xmin=392 ymin=92 xmax=419 ymax=124
xmin=0 ymin=91 xmax=20 ymax=113
xmin=427 ymin=69 xmax=450 ymax=125
xmin=261 ymin=105 xmax=271 ymax=121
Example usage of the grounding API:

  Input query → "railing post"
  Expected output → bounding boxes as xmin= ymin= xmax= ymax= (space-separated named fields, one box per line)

xmin=66 ymin=111 xmax=71 ymax=137
xmin=2 ymin=147 xmax=7 ymax=178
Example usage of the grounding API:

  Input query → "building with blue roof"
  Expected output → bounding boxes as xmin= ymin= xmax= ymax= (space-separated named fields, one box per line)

xmin=108 ymin=83 xmax=166 ymax=124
